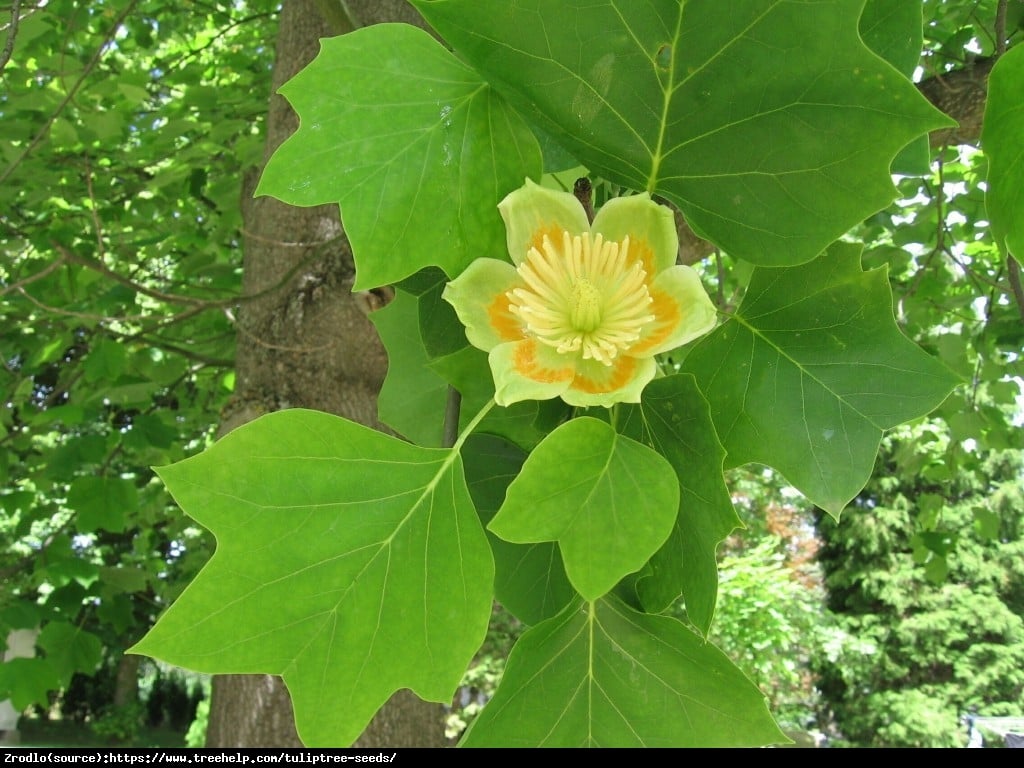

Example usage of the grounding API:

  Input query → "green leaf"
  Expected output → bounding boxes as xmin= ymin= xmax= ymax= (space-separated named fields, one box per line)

xmin=973 ymin=507 xmax=1001 ymax=541
xmin=256 ymin=24 xmax=542 ymax=289
xmin=371 ymin=288 xmax=448 ymax=446
xmin=97 ymin=594 xmax=137 ymax=635
xmin=461 ymin=597 xmax=785 ymax=747
xmin=68 ymin=476 xmax=138 ymax=533
xmin=859 ymin=0 xmax=929 ymax=174
xmin=682 ymin=242 xmax=960 ymax=516
xmin=489 ymin=417 xmax=678 ymax=600
xmin=82 ymin=336 xmax=128 ymax=383
xmin=37 ymin=621 xmax=103 ymax=685
xmin=0 ymin=657 xmax=61 ymax=711
xmin=410 ymin=267 xmax=467 ymax=359
xmin=98 ymin=566 xmax=149 ymax=594
xmin=130 ymin=409 xmax=494 ymax=747
xmin=618 ymin=375 xmax=741 ymax=635
xmin=0 ymin=603 xmax=40 ymax=633
xmin=38 ymin=556 xmax=100 ymax=590
xmin=982 ymin=44 xmax=1024 ymax=263
xmin=126 ymin=413 xmax=178 ymax=450
xmin=463 ymin=434 xmax=575 ymax=625
xmin=416 ymin=0 xmax=952 ymax=266
xmin=428 ymin=345 xmax=551 ymax=452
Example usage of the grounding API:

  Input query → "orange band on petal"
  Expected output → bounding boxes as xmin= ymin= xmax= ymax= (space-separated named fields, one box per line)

xmin=529 ymin=224 xmax=568 ymax=254
xmin=513 ymin=340 xmax=575 ymax=384
xmin=572 ymin=356 xmax=638 ymax=394
xmin=628 ymin=238 xmax=657 ymax=275
xmin=628 ymin=287 xmax=680 ymax=356
xmin=488 ymin=293 xmax=526 ymax=342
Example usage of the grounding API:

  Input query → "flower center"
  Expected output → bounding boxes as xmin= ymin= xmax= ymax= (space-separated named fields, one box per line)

xmin=507 ymin=230 xmax=656 ymax=366
xmin=571 ymin=279 xmax=602 ymax=332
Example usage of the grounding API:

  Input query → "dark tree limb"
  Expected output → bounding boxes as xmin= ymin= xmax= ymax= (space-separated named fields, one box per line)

xmin=916 ymin=56 xmax=996 ymax=148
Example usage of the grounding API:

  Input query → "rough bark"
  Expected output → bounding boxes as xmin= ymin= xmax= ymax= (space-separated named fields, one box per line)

xmin=112 ymin=652 xmax=141 ymax=709
xmin=917 ymin=56 xmax=995 ymax=148
xmin=203 ymin=0 xmax=447 ymax=748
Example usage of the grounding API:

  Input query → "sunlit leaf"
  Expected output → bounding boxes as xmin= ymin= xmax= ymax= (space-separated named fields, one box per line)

xmin=489 ymin=417 xmax=678 ymax=600
xmin=257 ymin=24 xmax=542 ymax=289
xmin=461 ymin=597 xmax=785 ymax=747
xmin=130 ymin=409 xmax=494 ymax=747
xmin=416 ymin=0 xmax=951 ymax=265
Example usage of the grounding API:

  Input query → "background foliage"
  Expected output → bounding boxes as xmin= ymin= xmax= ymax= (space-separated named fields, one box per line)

xmin=2 ymin=0 xmax=1022 ymax=749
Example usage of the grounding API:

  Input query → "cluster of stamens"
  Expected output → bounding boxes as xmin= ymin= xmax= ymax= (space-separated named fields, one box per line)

xmin=507 ymin=231 xmax=655 ymax=366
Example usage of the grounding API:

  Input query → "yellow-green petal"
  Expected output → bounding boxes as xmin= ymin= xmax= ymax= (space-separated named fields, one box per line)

xmin=591 ymin=193 xmax=679 ymax=274
xmin=564 ymin=355 xmax=657 ymax=408
xmin=489 ymin=339 xmax=575 ymax=406
xmin=443 ymin=258 xmax=525 ymax=352
xmin=498 ymin=178 xmax=591 ymax=266
xmin=631 ymin=265 xmax=718 ymax=357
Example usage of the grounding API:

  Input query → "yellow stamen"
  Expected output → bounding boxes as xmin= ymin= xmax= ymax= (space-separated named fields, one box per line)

xmin=507 ymin=231 xmax=655 ymax=366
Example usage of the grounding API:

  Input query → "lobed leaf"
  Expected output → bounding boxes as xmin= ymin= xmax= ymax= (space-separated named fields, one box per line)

xmin=256 ymin=24 xmax=542 ymax=289
xmin=683 ymin=242 xmax=960 ymax=516
xmin=130 ymin=409 xmax=494 ymax=747
xmin=461 ymin=597 xmax=785 ymax=747
xmin=617 ymin=374 xmax=741 ymax=635
xmin=982 ymin=44 xmax=1024 ymax=263
xmin=416 ymin=0 xmax=952 ymax=266
xmin=489 ymin=417 xmax=679 ymax=600
xmin=463 ymin=434 xmax=575 ymax=626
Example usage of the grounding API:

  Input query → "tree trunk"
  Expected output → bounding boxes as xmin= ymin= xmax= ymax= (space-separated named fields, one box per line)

xmin=203 ymin=0 xmax=447 ymax=748
xmin=112 ymin=652 xmax=141 ymax=709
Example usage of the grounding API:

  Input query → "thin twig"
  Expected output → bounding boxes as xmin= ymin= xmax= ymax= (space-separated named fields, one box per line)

xmin=0 ymin=0 xmax=139 ymax=187
xmin=441 ymin=387 xmax=462 ymax=449
xmin=1008 ymin=259 xmax=1024 ymax=323
xmin=225 ymin=306 xmax=335 ymax=354
xmin=0 ymin=254 xmax=68 ymax=296
xmin=84 ymin=156 xmax=107 ymax=257
xmin=49 ymin=233 xmax=337 ymax=311
xmin=0 ymin=0 xmax=21 ymax=73
xmin=995 ymin=0 xmax=1008 ymax=57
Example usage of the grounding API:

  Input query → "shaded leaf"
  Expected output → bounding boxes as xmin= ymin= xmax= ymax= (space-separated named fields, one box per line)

xmin=372 ymin=288 xmax=448 ymax=446
xmin=683 ymin=242 xmax=960 ymax=516
xmin=416 ymin=0 xmax=951 ymax=265
xmin=618 ymin=374 xmax=741 ymax=635
xmin=982 ymin=44 xmax=1024 ymax=263
xmin=130 ymin=409 xmax=494 ymax=747
xmin=429 ymin=346 xmax=549 ymax=452
xmin=0 ymin=658 xmax=60 ymax=711
xmin=37 ymin=621 xmax=102 ymax=685
xmin=463 ymin=434 xmax=575 ymax=625
xmin=68 ymin=476 xmax=138 ymax=533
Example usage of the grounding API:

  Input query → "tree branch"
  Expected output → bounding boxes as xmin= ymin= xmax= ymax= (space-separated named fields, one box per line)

xmin=917 ymin=57 xmax=996 ymax=148
xmin=0 ymin=0 xmax=21 ymax=73
xmin=0 ymin=0 xmax=138 ymax=187
xmin=1008 ymin=258 xmax=1024 ymax=323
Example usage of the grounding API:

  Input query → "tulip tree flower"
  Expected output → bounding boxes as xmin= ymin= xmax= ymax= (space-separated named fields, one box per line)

xmin=443 ymin=179 xmax=718 ymax=408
